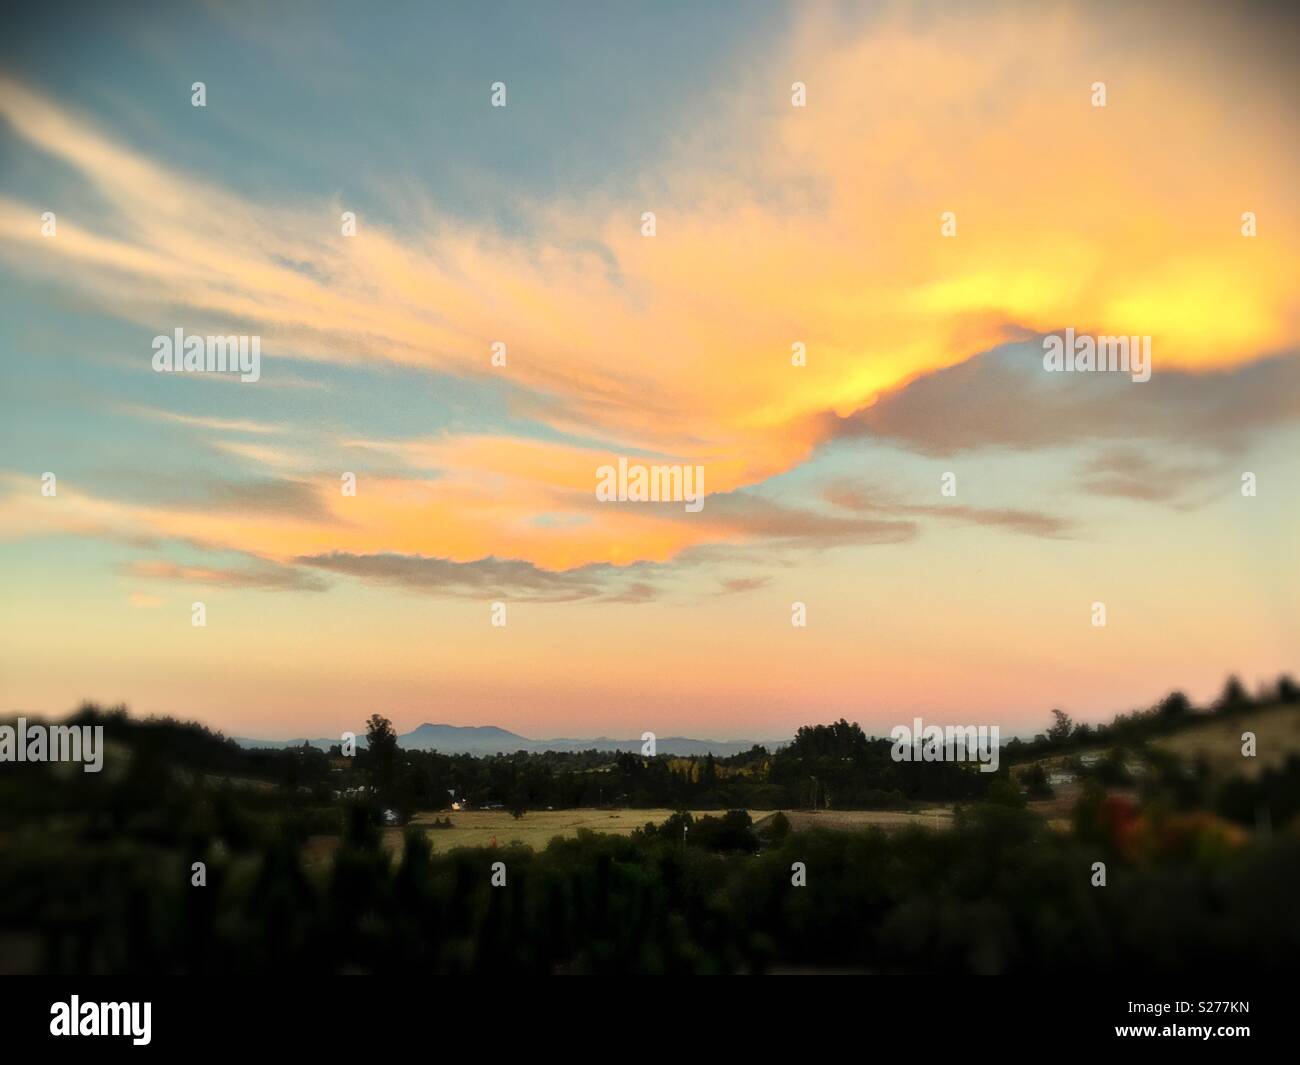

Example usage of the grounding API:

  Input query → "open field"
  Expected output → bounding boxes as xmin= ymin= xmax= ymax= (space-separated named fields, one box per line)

xmin=404 ymin=806 xmax=957 ymax=853
xmin=301 ymin=806 xmax=958 ymax=865
xmin=1011 ymin=703 xmax=1300 ymax=782
xmin=407 ymin=807 xmax=701 ymax=852
xmin=1151 ymin=703 xmax=1300 ymax=779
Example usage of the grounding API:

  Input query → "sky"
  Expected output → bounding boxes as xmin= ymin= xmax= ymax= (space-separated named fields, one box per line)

xmin=0 ymin=0 xmax=1296 ymax=741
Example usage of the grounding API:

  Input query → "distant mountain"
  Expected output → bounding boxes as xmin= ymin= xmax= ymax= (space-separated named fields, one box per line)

xmin=234 ymin=722 xmax=769 ymax=757
xmin=515 ymin=736 xmax=763 ymax=757
xmin=399 ymin=723 xmax=530 ymax=753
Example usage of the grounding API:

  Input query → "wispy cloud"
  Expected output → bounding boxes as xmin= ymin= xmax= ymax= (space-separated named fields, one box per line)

xmin=716 ymin=576 xmax=772 ymax=596
xmin=297 ymin=552 xmax=649 ymax=603
xmin=825 ymin=482 xmax=1074 ymax=539
xmin=1077 ymin=448 xmax=1223 ymax=508
xmin=122 ymin=558 xmax=327 ymax=592
xmin=119 ymin=406 xmax=284 ymax=435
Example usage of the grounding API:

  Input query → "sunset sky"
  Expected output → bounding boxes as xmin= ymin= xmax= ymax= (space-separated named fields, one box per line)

xmin=1 ymin=0 xmax=1296 ymax=741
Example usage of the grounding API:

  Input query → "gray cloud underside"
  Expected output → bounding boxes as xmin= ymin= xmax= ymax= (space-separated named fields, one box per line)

xmin=296 ymin=552 xmax=657 ymax=602
xmin=824 ymin=483 xmax=1074 ymax=539
xmin=1077 ymin=446 xmax=1225 ymax=507
xmin=294 ymin=491 xmax=921 ymax=600
xmin=821 ymin=345 xmax=1300 ymax=457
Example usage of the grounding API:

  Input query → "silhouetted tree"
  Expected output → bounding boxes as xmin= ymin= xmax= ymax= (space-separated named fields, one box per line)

xmin=1215 ymin=676 xmax=1250 ymax=712
xmin=365 ymin=714 xmax=400 ymax=802
xmin=1159 ymin=691 xmax=1191 ymax=717
xmin=1047 ymin=709 xmax=1074 ymax=745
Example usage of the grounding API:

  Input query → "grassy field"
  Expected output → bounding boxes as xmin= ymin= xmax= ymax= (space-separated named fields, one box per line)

xmin=1011 ymin=703 xmax=1300 ymax=782
xmin=401 ymin=807 xmax=957 ymax=854
xmin=1151 ymin=703 xmax=1300 ymax=779
xmin=299 ymin=806 xmax=959 ymax=863
xmin=405 ymin=807 xmax=702 ymax=852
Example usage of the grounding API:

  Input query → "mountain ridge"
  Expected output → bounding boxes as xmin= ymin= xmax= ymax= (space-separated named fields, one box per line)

xmin=234 ymin=721 xmax=773 ymax=757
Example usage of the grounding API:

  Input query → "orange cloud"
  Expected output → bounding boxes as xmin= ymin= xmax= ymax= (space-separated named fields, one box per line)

xmin=0 ymin=3 xmax=1294 ymax=576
